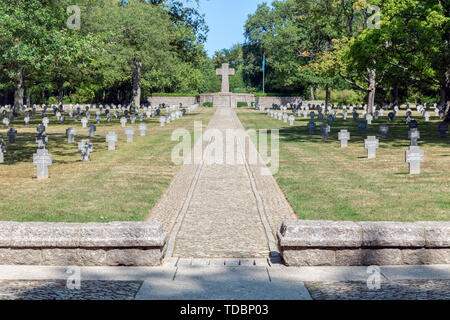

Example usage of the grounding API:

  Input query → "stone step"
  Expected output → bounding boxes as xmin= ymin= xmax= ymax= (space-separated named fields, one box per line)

xmin=165 ymin=258 xmax=282 ymax=268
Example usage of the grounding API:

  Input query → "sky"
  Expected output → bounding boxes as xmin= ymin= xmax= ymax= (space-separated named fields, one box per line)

xmin=193 ymin=0 xmax=268 ymax=56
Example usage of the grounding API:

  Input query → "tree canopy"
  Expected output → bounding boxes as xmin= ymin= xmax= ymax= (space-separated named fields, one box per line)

xmin=0 ymin=0 xmax=448 ymax=119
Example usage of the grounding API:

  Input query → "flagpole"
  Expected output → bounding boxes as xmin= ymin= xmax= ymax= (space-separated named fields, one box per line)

xmin=262 ymin=55 xmax=265 ymax=94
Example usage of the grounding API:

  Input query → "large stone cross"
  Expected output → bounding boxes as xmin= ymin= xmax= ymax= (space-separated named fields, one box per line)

xmin=216 ymin=63 xmax=235 ymax=93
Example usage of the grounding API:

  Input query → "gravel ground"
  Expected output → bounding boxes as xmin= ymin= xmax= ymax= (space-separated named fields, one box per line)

xmin=305 ymin=280 xmax=450 ymax=300
xmin=0 ymin=280 xmax=142 ymax=300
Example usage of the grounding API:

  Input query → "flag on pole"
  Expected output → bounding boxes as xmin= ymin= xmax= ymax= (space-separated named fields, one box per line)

xmin=262 ymin=55 xmax=266 ymax=71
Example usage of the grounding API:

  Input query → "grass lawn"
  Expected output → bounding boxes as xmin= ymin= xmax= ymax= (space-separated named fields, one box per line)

xmin=237 ymin=107 xmax=450 ymax=222
xmin=0 ymin=107 xmax=215 ymax=222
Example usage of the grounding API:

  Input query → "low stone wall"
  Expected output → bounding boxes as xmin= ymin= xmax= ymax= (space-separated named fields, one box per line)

xmin=255 ymin=96 xmax=303 ymax=107
xmin=278 ymin=220 xmax=450 ymax=266
xmin=147 ymin=96 xmax=197 ymax=106
xmin=0 ymin=222 xmax=167 ymax=266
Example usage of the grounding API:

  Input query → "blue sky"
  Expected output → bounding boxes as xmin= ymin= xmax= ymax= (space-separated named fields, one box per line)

xmin=193 ymin=0 xmax=268 ymax=56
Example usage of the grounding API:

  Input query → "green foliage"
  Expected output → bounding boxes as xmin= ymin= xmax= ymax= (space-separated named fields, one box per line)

xmin=237 ymin=102 xmax=248 ymax=107
xmin=202 ymin=102 xmax=213 ymax=107
xmin=315 ymin=88 xmax=365 ymax=104
xmin=0 ymin=0 xmax=211 ymax=105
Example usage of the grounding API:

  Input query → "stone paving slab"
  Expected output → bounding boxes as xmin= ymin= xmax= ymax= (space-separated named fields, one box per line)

xmin=380 ymin=265 xmax=450 ymax=280
xmin=136 ymin=266 xmax=311 ymax=300
xmin=0 ymin=265 xmax=449 ymax=300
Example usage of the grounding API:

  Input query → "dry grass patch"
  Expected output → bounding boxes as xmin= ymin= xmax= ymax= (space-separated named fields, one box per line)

xmin=0 ymin=107 xmax=215 ymax=222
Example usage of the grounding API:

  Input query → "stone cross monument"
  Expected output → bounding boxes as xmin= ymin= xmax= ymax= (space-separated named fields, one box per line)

xmin=33 ymin=148 xmax=52 ymax=179
xmin=216 ymin=63 xmax=235 ymax=93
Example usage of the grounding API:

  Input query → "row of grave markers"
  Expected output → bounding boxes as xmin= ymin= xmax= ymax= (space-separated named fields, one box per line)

xmin=1 ymin=104 xmax=200 ymax=180
xmin=261 ymin=104 xmax=449 ymax=138
xmin=262 ymin=105 xmax=437 ymax=175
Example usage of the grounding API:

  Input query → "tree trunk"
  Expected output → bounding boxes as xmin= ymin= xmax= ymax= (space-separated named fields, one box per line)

xmin=13 ymin=67 xmax=24 ymax=114
xmin=310 ymin=87 xmax=315 ymax=100
xmin=131 ymin=56 xmax=142 ymax=110
xmin=58 ymin=81 xmax=64 ymax=105
xmin=367 ymin=68 xmax=376 ymax=114
xmin=116 ymin=89 xmax=121 ymax=104
xmin=57 ymin=79 xmax=64 ymax=105
xmin=325 ymin=84 xmax=331 ymax=107
xmin=26 ymin=91 xmax=31 ymax=106
xmin=3 ymin=90 xmax=9 ymax=105
xmin=392 ymin=83 xmax=399 ymax=105
xmin=440 ymin=85 xmax=446 ymax=106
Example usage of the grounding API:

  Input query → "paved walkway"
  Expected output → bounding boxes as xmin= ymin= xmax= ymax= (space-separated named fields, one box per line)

xmin=148 ymin=107 xmax=296 ymax=258
xmin=0 ymin=264 xmax=449 ymax=300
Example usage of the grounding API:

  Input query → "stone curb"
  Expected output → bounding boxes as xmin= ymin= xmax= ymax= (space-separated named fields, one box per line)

xmin=0 ymin=222 xmax=167 ymax=266
xmin=278 ymin=220 xmax=450 ymax=266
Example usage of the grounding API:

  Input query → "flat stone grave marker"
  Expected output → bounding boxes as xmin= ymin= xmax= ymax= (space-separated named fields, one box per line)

xmin=139 ymin=123 xmax=147 ymax=136
xmin=379 ymin=124 xmax=389 ymax=138
xmin=120 ymin=117 xmax=127 ymax=128
xmin=131 ymin=115 xmax=137 ymax=124
xmin=106 ymin=132 xmax=118 ymax=150
xmin=160 ymin=116 xmax=166 ymax=127
xmin=320 ymin=123 xmax=330 ymax=141
xmin=81 ymin=117 xmax=88 ymax=128
xmin=409 ymin=120 xmax=418 ymax=129
xmin=36 ymin=133 xmax=48 ymax=149
xmin=388 ymin=112 xmax=395 ymax=122
xmin=7 ymin=128 xmax=17 ymax=143
xmin=358 ymin=120 xmax=367 ymax=134
xmin=66 ymin=127 xmax=76 ymax=143
xmin=2 ymin=118 xmax=10 ymax=129
xmin=88 ymin=124 xmax=96 ymax=137
xmin=288 ymin=115 xmax=295 ymax=126
xmin=364 ymin=136 xmax=379 ymax=159
xmin=317 ymin=113 xmax=324 ymax=121
xmin=0 ymin=139 xmax=6 ymax=163
xmin=24 ymin=115 xmax=30 ymax=125
xmin=405 ymin=146 xmax=424 ymax=174
xmin=42 ymin=117 xmax=50 ymax=128
xmin=78 ymin=140 xmax=93 ymax=162
xmin=338 ymin=129 xmax=350 ymax=147
xmin=327 ymin=115 xmax=333 ymax=125
xmin=33 ymin=148 xmax=52 ymax=179
xmin=408 ymin=128 xmax=420 ymax=146
xmin=125 ymin=127 xmax=135 ymax=142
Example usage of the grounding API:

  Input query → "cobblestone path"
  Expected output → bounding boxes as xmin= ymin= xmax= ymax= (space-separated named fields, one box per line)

xmin=148 ymin=107 xmax=296 ymax=258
